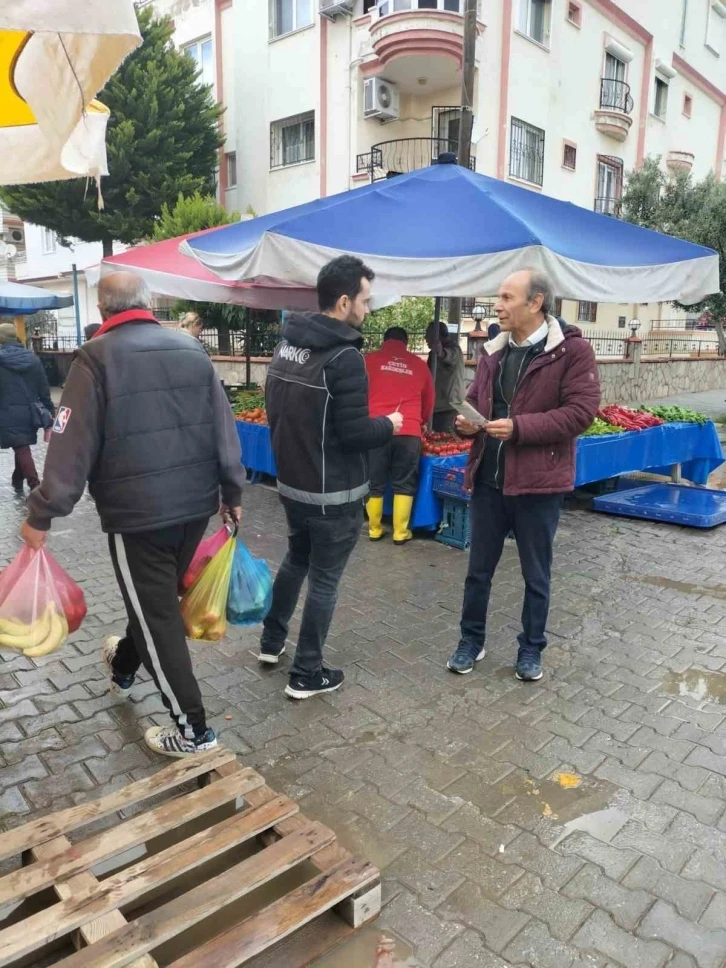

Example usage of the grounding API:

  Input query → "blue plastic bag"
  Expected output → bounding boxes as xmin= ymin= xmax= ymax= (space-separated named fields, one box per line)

xmin=226 ymin=540 xmax=273 ymax=627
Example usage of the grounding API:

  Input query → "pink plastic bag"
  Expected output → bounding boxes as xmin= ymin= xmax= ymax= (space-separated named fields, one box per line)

xmin=179 ymin=526 xmax=230 ymax=594
xmin=0 ymin=547 xmax=85 ymax=656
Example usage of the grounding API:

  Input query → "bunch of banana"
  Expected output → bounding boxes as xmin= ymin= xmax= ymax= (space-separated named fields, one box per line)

xmin=0 ymin=604 xmax=68 ymax=657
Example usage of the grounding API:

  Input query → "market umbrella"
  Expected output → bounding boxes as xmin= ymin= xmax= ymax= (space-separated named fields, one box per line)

xmin=95 ymin=230 xmax=318 ymax=311
xmin=0 ymin=2 xmax=141 ymax=186
xmin=0 ymin=279 xmax=73 ymax=316
xmin=182 ymin=162 xmax=719 ymax=306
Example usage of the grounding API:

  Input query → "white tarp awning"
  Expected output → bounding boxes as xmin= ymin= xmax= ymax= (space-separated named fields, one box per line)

xmin=0 ymin=1 xmax=141 ymax=185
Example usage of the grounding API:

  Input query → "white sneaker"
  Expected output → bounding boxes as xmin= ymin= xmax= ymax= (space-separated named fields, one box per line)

xmin=144 ymin=724 xmax=218 ymax=759
xmin=102 ymin=635 xmax=135 ymax=698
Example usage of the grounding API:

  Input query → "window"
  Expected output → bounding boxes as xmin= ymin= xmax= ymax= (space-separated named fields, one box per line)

xmin=271 ymin=0 xmax=313 ymax=39
xmin=562 ymin=142 xmax=577 ymax=170
xmin=595 ymin=155 xmax=623 ymax=216
xmin=554 ymin=297 xmax=563 ymax=317
xmin=680 ymin=0 xmax=688 ymax=46
xmin=683 ymin=93 xmax=693 ymax=117
xmin=432 ymin=106 xmax=461 ymax=157
xmin=654 ymin=75 xmax=669 ymax=118
xmin=509 ymin=117 xmax=545 ymax=186
xmin=567 ymin=1 xmax=581 ymax=27
xmin=41 ymin=227 xmax=56 ymax=254
xmin=270 ymin=111 xmax=315 ymax=168
xmin=182 ymin=36 xmax=213 ymax=88
xmin=618 ymin=316 xmax=627 ymax=329
xmin=518 ymin=0 xmax=551 ymax=47
xmin=578 ymin=301 xmax=597 ymax=323
xmin=226 ymin=152 xmax=237 ymax=188
xmin=706 ymin=1 xmax=726 ymax=55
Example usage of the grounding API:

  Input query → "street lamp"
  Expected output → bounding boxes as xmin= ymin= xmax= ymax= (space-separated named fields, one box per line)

xmin=471 ymin=303 xmax=486 ymax=325
xmin=628 ymin=319 xmax=641 ymax=334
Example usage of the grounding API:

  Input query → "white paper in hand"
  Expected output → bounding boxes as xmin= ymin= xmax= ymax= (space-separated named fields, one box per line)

xmin=455 ymin=401 xmax=489 ymax=427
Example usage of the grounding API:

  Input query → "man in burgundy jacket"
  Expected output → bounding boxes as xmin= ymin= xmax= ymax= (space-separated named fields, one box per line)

xmin=448 ymin=269 xmax=600 ymax=682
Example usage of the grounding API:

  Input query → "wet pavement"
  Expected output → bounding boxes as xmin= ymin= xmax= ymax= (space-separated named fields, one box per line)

xmin=2 ymin=438 xmax=726 ymax=967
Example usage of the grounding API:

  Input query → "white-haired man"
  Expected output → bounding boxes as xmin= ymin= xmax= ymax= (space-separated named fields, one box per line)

xmin=22 ymin=272 xmax=245 ymax=758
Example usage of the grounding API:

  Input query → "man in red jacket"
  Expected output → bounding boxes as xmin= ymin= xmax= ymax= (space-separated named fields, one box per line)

xmin=449 ymin=269 xmax=600 ymax=682
xmin=365 ymin=327 xmax=435 ymax=544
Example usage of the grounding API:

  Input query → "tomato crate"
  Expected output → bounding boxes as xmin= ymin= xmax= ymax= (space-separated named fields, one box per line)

xmin=436 ymin=497 xmax=471 ymax=550
xmin=431 ymin=465 xmax=469 ymax=502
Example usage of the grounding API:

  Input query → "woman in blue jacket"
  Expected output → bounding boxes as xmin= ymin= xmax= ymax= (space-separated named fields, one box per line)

xmin=0 ymin=323 xmax=54 ymax=491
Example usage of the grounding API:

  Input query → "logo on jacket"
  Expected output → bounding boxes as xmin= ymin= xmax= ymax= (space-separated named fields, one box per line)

xmin=53 ymin=406 xmax=72 ymax=434
xmin=278 ymin=343 xmax=311 ymax=365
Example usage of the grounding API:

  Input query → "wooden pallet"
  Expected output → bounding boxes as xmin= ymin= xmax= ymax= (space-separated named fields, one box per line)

xmin=0 ymin=749 xmax=381 ymax=968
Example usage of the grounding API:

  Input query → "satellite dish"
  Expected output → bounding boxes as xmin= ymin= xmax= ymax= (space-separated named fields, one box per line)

xmin=5 ymin=244 xmax=17 ymax=259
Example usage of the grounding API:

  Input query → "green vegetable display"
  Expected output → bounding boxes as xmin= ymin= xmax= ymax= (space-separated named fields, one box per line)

xmin=581 ymin=417 xmax=626 ymax=436
xmin=637 ymin=405 xmax=708 ymax=424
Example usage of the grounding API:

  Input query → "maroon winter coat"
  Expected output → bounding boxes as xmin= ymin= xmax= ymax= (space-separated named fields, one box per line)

xmin=464 ymin=318 xmax=600 ymax=496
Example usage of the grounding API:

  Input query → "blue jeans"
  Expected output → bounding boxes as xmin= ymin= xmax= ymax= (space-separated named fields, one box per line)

xmin=459 ymin=484 xmax=563 ymax=654
xmin=261 ymin=501 xmax=364 ymax=677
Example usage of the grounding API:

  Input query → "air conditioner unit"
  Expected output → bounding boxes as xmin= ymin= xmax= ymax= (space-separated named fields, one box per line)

xmin=3 ymin=226 xmax=24 ymax=246
xmin=364 ymin=77 xmax=400 ymax=121
xmin=319 ymin=0 xmax=354 ymax=18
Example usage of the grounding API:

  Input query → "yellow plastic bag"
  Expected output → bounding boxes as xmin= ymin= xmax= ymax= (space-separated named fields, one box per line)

xmin=180 ymin=531 xmax=236 ymax=642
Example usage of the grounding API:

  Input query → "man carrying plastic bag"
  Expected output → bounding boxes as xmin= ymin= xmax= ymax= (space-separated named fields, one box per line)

xmin=21 ymin=273 xmax=245 ymax=759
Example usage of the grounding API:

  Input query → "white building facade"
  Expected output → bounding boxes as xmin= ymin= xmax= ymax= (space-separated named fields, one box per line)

xmin=228 ymin=0 xmax=726 ymax=331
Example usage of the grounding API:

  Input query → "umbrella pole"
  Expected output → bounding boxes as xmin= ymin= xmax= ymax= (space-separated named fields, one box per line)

xmin=428 ymin=296 xmax=441 ymax=431
xmin=245 ymin=309 xmax=252 ymax=389
xmin=72 ymin=264 xmax=82 ymax=347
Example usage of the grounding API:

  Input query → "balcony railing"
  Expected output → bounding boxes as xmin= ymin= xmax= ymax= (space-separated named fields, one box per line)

xmin=651 ymin=317 xmax=713 ymax=331
xmin=594 ymin=196 xmax=622 ymax=217
xmin=374 ymin=0 xmax=463 ymax=17
xmin=357 ymin=138 xmax=475 ymax=181
xmin=599 ymin=77 xmax=634 ymax=115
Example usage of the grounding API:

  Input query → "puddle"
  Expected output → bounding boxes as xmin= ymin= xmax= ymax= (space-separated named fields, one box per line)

xmin=312 ymin=926 xmax=422 ymax=966
xmin=661 ymin=668 xmax=726 ymax=704
xmin=499 ymin=772 xmax=616 ymax=827
xmin=551 ymin=805 xmax=629 ymax=848
xmin=629 ymin=574 xmax=726 ymax=601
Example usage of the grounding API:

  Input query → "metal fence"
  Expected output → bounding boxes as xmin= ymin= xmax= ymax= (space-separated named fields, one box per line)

xmin=32 ymin=335 xmax=79 ymax=351
xmin=642 ymin=337 xmax=722 ymax=358
xmin=361 ymin=323 xmax=429 ymax=354
xmin=198 ymin=323 xmax=282 ymax=357
xmin=582 ymin=334 xmax=628 ymax=358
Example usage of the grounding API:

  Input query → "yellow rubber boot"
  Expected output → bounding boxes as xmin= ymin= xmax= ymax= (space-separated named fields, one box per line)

xmin=366 ymin=496 xmax=385 ymax=541
xmin=393 ymin=494 xmax=414 ymax=545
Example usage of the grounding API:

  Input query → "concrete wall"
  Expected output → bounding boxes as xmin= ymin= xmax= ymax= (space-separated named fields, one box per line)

xmin=599 ymin=358 xmax=726 ymax=404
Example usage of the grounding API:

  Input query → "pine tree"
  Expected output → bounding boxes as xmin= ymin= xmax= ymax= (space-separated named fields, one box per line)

xmin=0 ymin=7 xmax=222 ymax=257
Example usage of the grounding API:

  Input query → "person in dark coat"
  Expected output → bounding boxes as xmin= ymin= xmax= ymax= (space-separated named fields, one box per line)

xmin=0 ymin=322 xmax=54 ymax=491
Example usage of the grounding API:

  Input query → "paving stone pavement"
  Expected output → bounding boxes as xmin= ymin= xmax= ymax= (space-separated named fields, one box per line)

xmin=2 ymin=442 xmax=726 ymax=967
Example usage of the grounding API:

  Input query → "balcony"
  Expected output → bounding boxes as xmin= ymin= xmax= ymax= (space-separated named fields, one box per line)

xmin=593 ymin=78 xmax=634 ymax=143
xmin=365 ymin=0 xmax=470 ymax=93
xmin=666 ymin=150 xmax=695 ymax=172
xmin=356 ymin=137 xmax=475 ymax=181
xmin=594 ymin=196 xmax=622 ymax=218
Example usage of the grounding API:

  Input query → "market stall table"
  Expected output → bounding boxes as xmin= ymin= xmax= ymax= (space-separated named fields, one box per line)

xmin=235 ymin=419 xmax=724 ymax=526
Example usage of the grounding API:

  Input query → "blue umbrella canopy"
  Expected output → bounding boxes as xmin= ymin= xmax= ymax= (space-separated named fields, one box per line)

xmin=0 ymin=281 xmax=74 ymax=316
xmin=182 ymin=164 xmax=719 ymax=306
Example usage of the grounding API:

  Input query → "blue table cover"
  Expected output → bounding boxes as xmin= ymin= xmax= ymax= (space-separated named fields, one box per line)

xmin=236 ymin=420 xmax=277 ymax=477
xmin=237 ymin=420 xmax=724 ymax=525
xmin=575 ymin=422 xmax=723 ymax=487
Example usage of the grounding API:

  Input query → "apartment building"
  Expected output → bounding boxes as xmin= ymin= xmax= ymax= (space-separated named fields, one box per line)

xmin=230 ymin=0 xmax=726 ymax=330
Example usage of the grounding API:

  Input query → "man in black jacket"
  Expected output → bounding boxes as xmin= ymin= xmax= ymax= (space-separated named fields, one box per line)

xmin=261 ymin=255 xmax=403 ymax=699
xmin=21 ymin=272 xmax=246 ymax=759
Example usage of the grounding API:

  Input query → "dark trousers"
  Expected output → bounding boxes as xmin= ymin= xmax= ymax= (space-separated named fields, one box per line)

xmin=459 ymin=484 xmax=562 ymax=654
xmin=108 ymin=518 xmax=209 ymax=739
xmin=432 ymin=410 xmax=456 ymax=432
xmin=261 ymin=501 xmax=364 ymax=677
xmin=369 ymin=435 xmax=421 ymax=497
xmin=12 ymin=445 xmax=39 ymax=489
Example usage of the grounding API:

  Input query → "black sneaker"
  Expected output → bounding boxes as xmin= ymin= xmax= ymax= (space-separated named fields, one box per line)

xmin=285 ymin=667 xmax=344 ymax=700
xmin=516 ymin=645 xmax=543 ymax=681
xmin=258 ymin=642 xmax=286 ymax=666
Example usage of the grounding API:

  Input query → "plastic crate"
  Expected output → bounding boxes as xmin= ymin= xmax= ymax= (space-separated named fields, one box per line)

xmin=431 ymin=465 xmax=469 ymax=501
xmin=436 ymin=497 xmax=471 ymax=550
